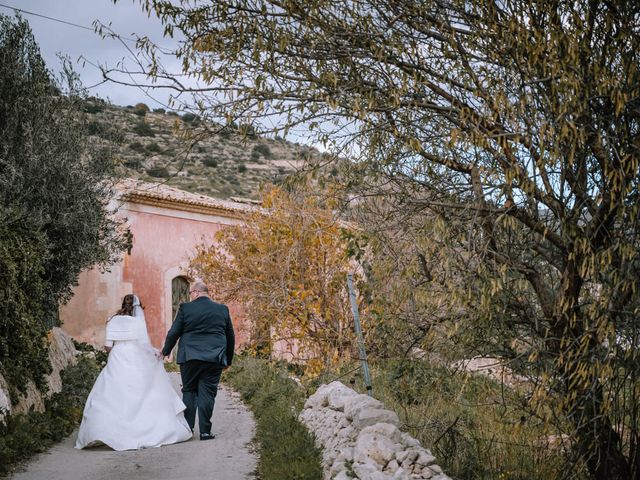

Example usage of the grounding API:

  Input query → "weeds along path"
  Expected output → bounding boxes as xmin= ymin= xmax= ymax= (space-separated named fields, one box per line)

xmin=8 ymin=374 xmax=257 ymax=480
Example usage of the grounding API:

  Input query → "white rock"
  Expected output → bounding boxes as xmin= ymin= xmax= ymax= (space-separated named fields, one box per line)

xmin=353 ymin=407 xmax=400 ymax=429
xmin=327 ymin=386 xmax=356 ymax=411
xmin=392 ymin=467 xmax=412 ymax=480
xmin=400 ymin=432 xmax=421 ymax=448
xmin=354 ymin=432 xmax=402 ymax=466
xmin=334 ymin=471 xmax=353 ymax=480
xmin=416 ymin=450 xmax=436 ymax=467
xmin=344 ymin=394 xmax=385 ymax=420
xmin=420 ymin=467 xmax=435 ymax=479
xmin=352 ymin=461 xmax=390 ymax=480
xmin=362 ymin=422 xmax=403 ymax=443
xmin=400 ymin=450 xmax=420 ymax=468
xmin=386 ymin=459 xmax=400 ymax=472
xmin=336 ymin=446 xmax=354 ymax=462
xmin=330 ymin=461 xmax=347 ymax=477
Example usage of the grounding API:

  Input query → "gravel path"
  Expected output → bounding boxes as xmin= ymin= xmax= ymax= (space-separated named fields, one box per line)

xmin=9 ymin=375 xmax=257 ymax=480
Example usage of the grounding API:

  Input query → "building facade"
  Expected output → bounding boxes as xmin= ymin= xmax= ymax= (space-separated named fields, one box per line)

xmin=60 ymin=179 xmax=255 ymax=350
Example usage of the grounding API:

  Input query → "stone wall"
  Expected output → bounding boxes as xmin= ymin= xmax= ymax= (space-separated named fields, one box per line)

xmin=300 ymin=381 xmax=451 ymax=480
xmin=0 ymin=327 xmax=78 ymax=420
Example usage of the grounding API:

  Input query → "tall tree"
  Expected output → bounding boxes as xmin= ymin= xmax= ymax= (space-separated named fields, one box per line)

xmin=116 ymin=1 xmax=640 ymax=477
xmin=0 ymin=15 xmax=124 ymax=394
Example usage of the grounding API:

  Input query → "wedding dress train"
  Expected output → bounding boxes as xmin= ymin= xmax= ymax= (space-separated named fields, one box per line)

xmin=75 ymin=300 xmax=192 ymax=451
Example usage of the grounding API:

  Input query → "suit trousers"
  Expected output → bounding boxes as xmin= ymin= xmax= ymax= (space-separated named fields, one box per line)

xmin=179 ymin=360 xmax=223 ymax=434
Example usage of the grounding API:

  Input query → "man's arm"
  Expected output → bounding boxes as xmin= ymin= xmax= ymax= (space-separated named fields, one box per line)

xmin=162 ymin=306 xmax=185 ymax=357
xmin=225 ymin=307 xmax=235 ymax=367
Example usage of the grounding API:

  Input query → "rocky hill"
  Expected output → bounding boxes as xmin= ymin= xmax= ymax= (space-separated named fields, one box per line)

xmin=84 ymin=99 xmax=318 ymax=199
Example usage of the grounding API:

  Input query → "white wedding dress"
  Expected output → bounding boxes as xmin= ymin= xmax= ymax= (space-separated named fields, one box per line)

xmin=75 ymin=297 xmax=192 ymax=451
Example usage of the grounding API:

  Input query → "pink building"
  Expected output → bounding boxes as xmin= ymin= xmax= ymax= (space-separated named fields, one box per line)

xmin=60 ymin=179 xmax=255 ymax=350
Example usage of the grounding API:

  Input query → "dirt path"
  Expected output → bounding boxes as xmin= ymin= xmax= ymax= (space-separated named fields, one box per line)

xmin=9 ymin=375 xmax=257 ymax=480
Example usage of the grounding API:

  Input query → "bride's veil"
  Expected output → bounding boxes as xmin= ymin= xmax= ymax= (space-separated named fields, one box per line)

xmin=132 ymin=294 xmax=153 ymax=348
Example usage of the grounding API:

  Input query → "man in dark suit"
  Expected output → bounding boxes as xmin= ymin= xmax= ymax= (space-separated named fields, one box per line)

xmin=162 ymin=281 xmax=235 ymax=440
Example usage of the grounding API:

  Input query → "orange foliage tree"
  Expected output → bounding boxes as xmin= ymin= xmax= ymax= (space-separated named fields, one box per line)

xmin=190 ymin=186 xmax=356 ymax=372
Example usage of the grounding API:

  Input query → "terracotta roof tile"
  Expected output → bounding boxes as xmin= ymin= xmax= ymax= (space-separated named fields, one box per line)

xmin=116 ymin=178 xmax=258 ymax=215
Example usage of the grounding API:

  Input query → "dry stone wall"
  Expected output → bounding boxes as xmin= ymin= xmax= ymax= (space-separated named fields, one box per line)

xmin=300 ymin=381 xmax=451 ymax=480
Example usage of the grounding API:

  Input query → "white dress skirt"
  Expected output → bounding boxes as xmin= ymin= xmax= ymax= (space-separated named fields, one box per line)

xmin=75 ymin=315 xmax=192 ymax=451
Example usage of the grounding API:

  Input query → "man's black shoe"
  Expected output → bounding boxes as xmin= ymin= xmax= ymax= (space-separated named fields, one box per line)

xmin=200 ymin=433 xmax=215 ymax=441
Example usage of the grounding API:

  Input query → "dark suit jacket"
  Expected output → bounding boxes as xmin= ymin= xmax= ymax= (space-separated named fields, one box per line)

xmin=162 ymin=296 xmax=235 ymax=366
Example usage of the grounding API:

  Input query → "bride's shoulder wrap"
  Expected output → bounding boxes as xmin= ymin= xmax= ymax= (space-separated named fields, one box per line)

xmin=106 ymin=315 xmax=145 ymax=341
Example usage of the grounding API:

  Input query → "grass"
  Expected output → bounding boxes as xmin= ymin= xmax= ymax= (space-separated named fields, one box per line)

xmin=0 ymin=355 xmax=101 ymax=477
xmin=224 ymin=356 xmax=323 ymax=480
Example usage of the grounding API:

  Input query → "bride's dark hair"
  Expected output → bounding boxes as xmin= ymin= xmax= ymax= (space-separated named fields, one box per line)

xmin=116 ymin=294 xmax=140 ymax=316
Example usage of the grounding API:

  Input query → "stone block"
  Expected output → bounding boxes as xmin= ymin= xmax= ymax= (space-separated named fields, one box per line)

xmin=354 ymin=432 xmax=402 ymax=466
xmin=353 ymin=407 xmax=400 ymax=429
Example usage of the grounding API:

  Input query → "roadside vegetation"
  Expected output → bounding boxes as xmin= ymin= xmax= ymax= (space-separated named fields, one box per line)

xmin=0 ymin=355 xmax=102 ymax=477
xmin=224 ymin=356 xmax=323 ymax=480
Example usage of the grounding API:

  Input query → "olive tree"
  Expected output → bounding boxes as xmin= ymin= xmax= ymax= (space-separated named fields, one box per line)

xmin=0 ymin=15 xmax=124 ymax=394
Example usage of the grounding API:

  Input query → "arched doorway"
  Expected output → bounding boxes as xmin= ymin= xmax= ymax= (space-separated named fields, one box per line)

xmin=171 ymin=276 xmax=190 ymax=321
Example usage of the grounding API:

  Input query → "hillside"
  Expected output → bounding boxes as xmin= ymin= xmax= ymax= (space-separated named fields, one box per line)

xmin=83 ymin=99 xmax=318 ymax=199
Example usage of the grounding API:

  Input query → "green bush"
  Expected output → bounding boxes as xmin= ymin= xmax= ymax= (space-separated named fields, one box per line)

xmin=146 ymin=166 xmax=170 ymax=178
xmin=128 ymin=141 xmax=145 ymax=152
xmin=123 ymin=159 xmax=142 ymax=170
xmin=225 ymin=356 xmax=323 ymax=480
xmin=133 ymin=108 xmax=146 ymax=117
xmin=0 ymin=355 xmax=101 ymax=476
xmin=153 ymin=108 xmax=166 ymax=114
xmin=132 ymin=121 xmax=155 ymax=137
xmin=252 ymin=144 xmax=272 ymax=159
xmin=238 ymin=164 xmax=247 ymax=173
xmin=82 ymin=103 xmax=103 ymax=114
xmin=181 ymin=112 xmax=198 ymax=123
xmin=203 ymin=157 xmax=218 ymax=168
xmin=145 ymin=142 xmax=162 ymax=153
xmin=0 ymin=15 xmax=124 ymax=394
xmin=86 ymin=121 xmax=103 ymax=135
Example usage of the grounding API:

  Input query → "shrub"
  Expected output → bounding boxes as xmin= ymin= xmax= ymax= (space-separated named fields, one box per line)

xmin=225 ymin=356 xmax=323 ymax=480
xmin=134 ymin=102 xmax=150 ymax=112
xmin=86 ymin=121 xmax=102 ymax=135
xmin=82 ymin=103 xmax=103 ymax=114
xmin=128 ymin=141 xmax=145 ymax=152
xmin=123 ymin=159 xmax=142 ymax=170
xmin=145 ymin=142 xmax=162 ymax=153
xmin=203 ymin=157 xmax=218 ymax=168
xmin=167 ymin=111 xmax=179 ymax=117
xmin=146 ymin=166 xmax=170 ymax=178
xmin=0 ymin=355 xmax=101 ymax=476
xmin=132 ymin=121 xmax=155 ymax=137
xmin=153 ymin=108 xmax=166 ymax=114
xmin=0 ymin=15 xmax=124 ymax=394
xmin=238 ymin=164 xmax=247 ymax=173
xmin=133 ymin=108 xmax=146 ymax=117
xmin=181 ymin=112 xmax=198 ymax=123
xmin=252 ymin=144 xmax=272 ymax=159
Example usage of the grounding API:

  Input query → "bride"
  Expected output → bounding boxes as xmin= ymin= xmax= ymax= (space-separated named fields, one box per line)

xmin=75 ymin=294 xmax=192 ymax=450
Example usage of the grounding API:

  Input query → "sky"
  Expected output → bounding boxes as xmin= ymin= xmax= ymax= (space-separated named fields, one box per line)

xmin=0 ymin=1 xmax=334 ymax=150
xmin=0 ymin=0 xmax=179 ymax=108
